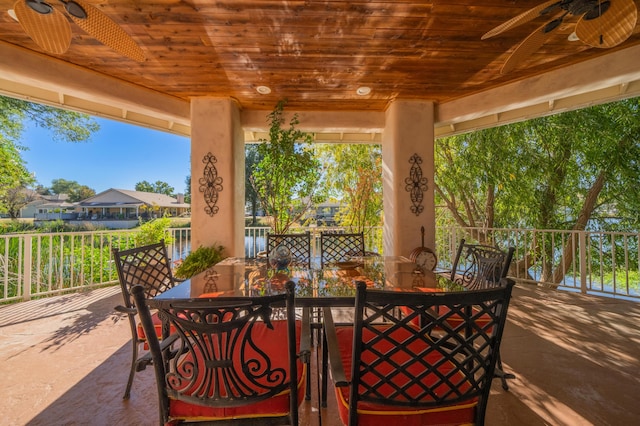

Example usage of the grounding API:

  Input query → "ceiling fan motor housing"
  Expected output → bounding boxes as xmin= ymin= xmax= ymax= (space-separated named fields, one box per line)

xmin=26 ymin=0 xmax=52 ymax=14
xmin=64 ymin=1 xmax=87 ymax=19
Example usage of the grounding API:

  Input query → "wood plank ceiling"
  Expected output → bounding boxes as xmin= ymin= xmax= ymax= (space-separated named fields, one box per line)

xmin=1 ymin=1 xmax=639 ymax=124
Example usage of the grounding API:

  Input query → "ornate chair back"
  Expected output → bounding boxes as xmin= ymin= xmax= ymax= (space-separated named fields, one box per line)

xmin=323 ymin=279 xmax=515 ymax=426
xmin=320 ymin=232 xmax=365 ymax=268
xmin=267 ymin=232 xmax=312 ymax=268
xmin=112 ymin=240 xmax=180 ymax=399
xmin=449 ymin=239 xmax=515 ymax=290
xmin=132 ymin=281 xmax=305 ymax=425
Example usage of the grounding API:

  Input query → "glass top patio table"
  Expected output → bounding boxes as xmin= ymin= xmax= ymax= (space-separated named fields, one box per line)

xmin=157 ymin=255 xmax=466 ymax=306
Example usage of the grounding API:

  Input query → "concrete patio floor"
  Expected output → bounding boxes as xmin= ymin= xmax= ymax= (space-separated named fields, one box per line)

xmin=1 ymin=283 xmax=639 ymax=425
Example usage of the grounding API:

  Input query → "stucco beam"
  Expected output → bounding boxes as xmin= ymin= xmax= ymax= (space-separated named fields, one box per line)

xmin=240 ymin=109 xmax=385 ymax=133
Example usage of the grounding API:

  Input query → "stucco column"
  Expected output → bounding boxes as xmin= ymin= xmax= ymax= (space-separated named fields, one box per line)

xmin=382 ymin=100 xmax=436 ymax=256
xmin=190 ymin=98 xmax=245 ymax=256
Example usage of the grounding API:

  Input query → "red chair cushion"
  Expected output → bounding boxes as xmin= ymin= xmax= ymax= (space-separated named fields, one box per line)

xmin=400 ymin=287 xmax=493 ymax=330
xmin=334 ymin=325 xmax=477 ymax=426
xmin=168 ymin=320 xmax=305 ymax=422
xmin=136 ymin=311 xmax=164 ymax=340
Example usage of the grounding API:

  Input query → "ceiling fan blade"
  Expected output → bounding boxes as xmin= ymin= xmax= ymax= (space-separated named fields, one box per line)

xmin=13 ymin=0 xmax=71 ymax=54
xmin=482 ymin=0 xmax=561 ymax=40
xmin=575 ymin=0 xmax=637 ymax=48
xmin=501 ymin=19 xmax=560 ymax=74
xmin=65 ymin=0 xmax=145 ymax=62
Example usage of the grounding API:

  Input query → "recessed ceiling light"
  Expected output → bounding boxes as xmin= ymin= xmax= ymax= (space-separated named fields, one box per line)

xmin=8 ymin=9 xmax=18 ymax=21
xmin=356 ymin=86 xmax=372 ymax=96
xmin=256 ymin=85 xmax=271 ymax=94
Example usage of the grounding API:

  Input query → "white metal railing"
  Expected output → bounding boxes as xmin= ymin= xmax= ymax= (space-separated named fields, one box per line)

xmin=435 ymin=227 xmax=640 ymax=300
xmin=0 ymin=228 xmax=192 ymax=303
xmin=1 ymin=225 xmax=639 ymax=303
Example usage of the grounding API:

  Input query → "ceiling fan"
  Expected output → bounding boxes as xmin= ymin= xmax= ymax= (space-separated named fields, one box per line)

xmin=482 ymin=0 xmax=637 ymax=74
xmin=10 ymin=0 xmax=144 ymax=61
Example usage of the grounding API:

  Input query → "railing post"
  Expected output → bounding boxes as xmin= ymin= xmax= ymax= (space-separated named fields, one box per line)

xmin=579 ymin=231 xmax=587 ymax=294
xmin=23 ymin=235 xmax=32 ymax=301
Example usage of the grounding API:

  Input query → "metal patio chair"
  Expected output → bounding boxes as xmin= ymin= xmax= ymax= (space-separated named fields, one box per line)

xmin=323 ymin=279 xmax=515 ymax=426
xmin=447 ymin=239 xmax=515 ymax=290
xmin=112 ymin=240 xmax=182 ymax=399
xmin=319 ymin=231 xmax=365 ymax=268
xmin=266 ymin=232 xmax=312 ymax=268
xmin=444 ymin=239 xmax=516 ymax=390
xmin=132 ymin=281 xmax=310 ymax=425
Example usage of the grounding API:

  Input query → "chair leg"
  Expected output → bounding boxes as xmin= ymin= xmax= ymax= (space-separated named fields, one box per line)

xmin=321 ymin=329 xmax=328 ymax=408
xmin=495 ymin=351 xmax=516 ymax=391
xmin=306 ymin=307 xmax=323 ymax=401
xmin=123 ymin=339 xmax=138 ymax=400
xmin=305 ymin=360 xmax=312 ymax=400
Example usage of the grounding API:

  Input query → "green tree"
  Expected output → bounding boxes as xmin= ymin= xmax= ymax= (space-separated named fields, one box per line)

xmin=245 ymin=144 xmax=264 ymax=225
xmin=2 ymin=187 xmax=36 ymax=219
xmin=49 ymin=178 xmax=96 ymax=202
xmin=316 ymin=144 xmax=383 ymax=233
xmin=0 ymin=138 xmax=34 ymax=215
xmin=251 ymin=100 xmax=325 ymax=233
xmin=184 ymin=174 xmax=191 ymax=203
xmin=0 ymin=96 xmax=98 ymax=214
xmin=135 ymin=180 xmax=175 ymax=196
xmin=435 ymin=97 xmax=640 ymax=284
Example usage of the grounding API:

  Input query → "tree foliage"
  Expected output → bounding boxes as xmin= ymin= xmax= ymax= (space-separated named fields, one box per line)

xmin=245 ymin=144 xmax=264 ymax=225
xmin=49 ymin=178 xmax=96 ymax=202
xmin=2 ymin=187 xmax=37 ymax=219
xmin=184 ymin=174 xmax=191 ymax=203
xmin=316 ymin=144 xmax=383 ymax=233
xmin=435 ymin=97 xmax=640 ymax=283
xmin=0 ymin=96 xmax=99 ymax=214
xmin=251 ymin=100 xmax=324 ymax=233
xmin=135 ymin=180 xmax=175 ymax=196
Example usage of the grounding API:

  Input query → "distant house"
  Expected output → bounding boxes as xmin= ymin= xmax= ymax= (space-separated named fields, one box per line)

xmin=76 ymin=189 xmax=190 ymax=220
xmin=314 ymin=202 xmax=342 ymax=225
xmin=21 ymin=193 xmax=77 ymax=220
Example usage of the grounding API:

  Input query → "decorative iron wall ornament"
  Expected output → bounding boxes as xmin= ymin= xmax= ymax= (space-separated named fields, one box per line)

xmin=199 ymin=152 xmax=224 ymax=217
xmin=405 ymin=153 xmax=428 ymax=216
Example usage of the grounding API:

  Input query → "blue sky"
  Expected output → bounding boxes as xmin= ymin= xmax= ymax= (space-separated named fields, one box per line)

xmin=21 ymin=117 xmax=191 ymax=195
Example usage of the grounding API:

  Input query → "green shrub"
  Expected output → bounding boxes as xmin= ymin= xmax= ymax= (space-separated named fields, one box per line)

xmin=174 ymin=244 xmax=226 ymax=279
xmin=134 ymin=217 xmax=174 ymax=246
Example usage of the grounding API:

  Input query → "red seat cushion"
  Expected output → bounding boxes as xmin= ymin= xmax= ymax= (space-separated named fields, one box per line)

xmin=334 ymin=325 xmax=477 ymax=426
xmin=400 ymin=287 xmax=493 ymax=330
xmin=168 ymin=320 xmax=305 ymax=422
xmin=136 ymin=311 xmax=164 ymax=340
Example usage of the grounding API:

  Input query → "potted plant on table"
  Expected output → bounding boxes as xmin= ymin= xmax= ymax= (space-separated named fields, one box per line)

xmin=174 ymin=243 xmax=226 ymax=279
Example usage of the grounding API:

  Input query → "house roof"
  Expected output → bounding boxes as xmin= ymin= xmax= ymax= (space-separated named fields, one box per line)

xmin=42 ymin=194 xmax=69 ymax=202
xmin=1 ymin=1 xmax=639 ymax=139
xmin=77 ymin=189 xmax=190 ymax=209
xmin=38 ymin=202 xmax=75 ymax=209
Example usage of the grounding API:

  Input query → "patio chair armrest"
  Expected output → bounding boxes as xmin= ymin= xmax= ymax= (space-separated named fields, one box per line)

xmin=299 ymin=307 xmax=311 ymax=363
xmin=114 ymin=305 xmax=137 ymax=315
xmin=134 ymin=333 xmax=180 ymax=372
xmin=322 ymin=307 xmax=348 ymax=387
xmin=434 ymin=268 xmax=454 ymax=279
xmin=159 ymin=332 xmax=179 ymax=348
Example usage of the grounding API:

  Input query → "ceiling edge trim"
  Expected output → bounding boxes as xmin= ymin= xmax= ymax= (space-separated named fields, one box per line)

xmin=437 ymin=43 xmax=640 ymax=126
xmin=0 ymin=41 xmax=190 ymax=129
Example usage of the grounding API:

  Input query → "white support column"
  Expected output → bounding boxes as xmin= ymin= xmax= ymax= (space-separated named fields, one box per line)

xmin=190 ymin=98 xmax=245 ymax=256
xmin=382 ymin=100 xmax=436 ymax=256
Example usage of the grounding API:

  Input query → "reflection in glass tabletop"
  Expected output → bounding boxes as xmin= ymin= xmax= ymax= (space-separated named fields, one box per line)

xmin=156 ymin=256 xmax=466 ymax=306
